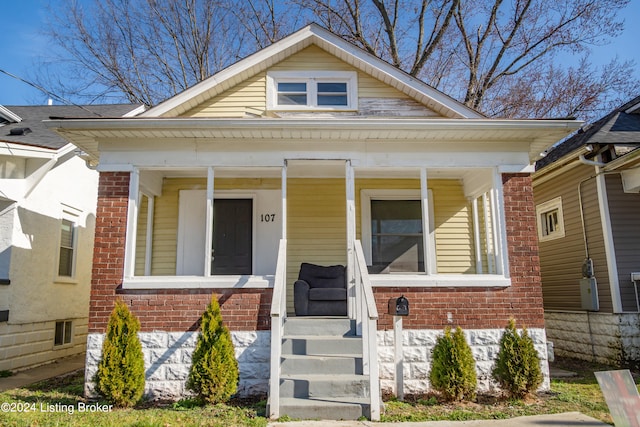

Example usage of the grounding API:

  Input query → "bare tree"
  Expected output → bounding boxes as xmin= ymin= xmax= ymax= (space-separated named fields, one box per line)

xmin=40 ymin=0 xmax=637 ymax=120
xmin=43 ymin=0 xmax=251 ymax=105
xmin=451 ymin=0 xmax=633 ymax=113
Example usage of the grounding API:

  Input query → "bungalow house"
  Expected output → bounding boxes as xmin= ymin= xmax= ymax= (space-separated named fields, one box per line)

xmin=46 ymin=24 xmax=580 ymax=420
xmin=0 ymin=103 xmax=142 ymax=372
xmin=533 ymin=95 xmax=640 ymax=367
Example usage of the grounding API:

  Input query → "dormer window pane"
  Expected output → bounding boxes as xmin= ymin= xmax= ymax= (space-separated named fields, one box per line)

xmin=317 ymin=82 xmax=347 ymax=106
xmin=277 ymin=82 xmax=307 ymax=105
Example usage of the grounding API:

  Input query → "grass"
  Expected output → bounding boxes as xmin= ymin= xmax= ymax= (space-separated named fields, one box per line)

xmin=381 ymin=357 xmax=639 ymax=424
xmin=0 ymin=357 xmax=637 ymax=426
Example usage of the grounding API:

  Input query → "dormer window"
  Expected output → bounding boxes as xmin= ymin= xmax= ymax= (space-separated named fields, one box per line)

xmin=267 ymin=71 xmax=357 ymax=110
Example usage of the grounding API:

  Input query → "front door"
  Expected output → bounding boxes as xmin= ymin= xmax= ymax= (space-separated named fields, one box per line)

xmin=212 ymin=199 xmax=253 ymax=275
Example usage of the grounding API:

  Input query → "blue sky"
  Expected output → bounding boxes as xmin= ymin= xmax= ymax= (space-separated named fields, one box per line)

xmin=1 ymin=0 xmax=639 ymax=106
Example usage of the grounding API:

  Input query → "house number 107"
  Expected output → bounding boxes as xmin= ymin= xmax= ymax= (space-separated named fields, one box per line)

xmin=260 ymin=214 xmax=276 ymax=222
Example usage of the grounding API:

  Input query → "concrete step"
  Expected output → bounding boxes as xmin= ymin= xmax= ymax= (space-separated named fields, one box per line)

xmin=282 ymin=335 xmax=362 ymax=356
xmin=281 ymin=354 xmax=363 ymax=375
xmin=284 ymin=317 xmax=354 ymax=336
xmin=280 ymin=374 xmax=370 ymax=398
xmin=278 ymin=396 xmax=370 ymax=420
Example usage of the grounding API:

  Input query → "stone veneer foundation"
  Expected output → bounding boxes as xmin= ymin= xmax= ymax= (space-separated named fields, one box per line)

xmin=84 ymin=327 xmax=549 ymax=400
xmin=545 ymin=310 xmax=640 ymax=366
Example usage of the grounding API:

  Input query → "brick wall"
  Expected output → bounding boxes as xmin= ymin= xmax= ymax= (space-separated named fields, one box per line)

xmin=88 ymin=172 xmax=272 ymax=333
xmin=375 ymin=173 xmax=545 ymax=331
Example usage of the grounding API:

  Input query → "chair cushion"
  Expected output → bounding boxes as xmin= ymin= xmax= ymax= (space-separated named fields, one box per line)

xmin=308 ymin=288 xmax=347 ymax=301
xmin=298 ymin=263 xmax=346 ymax=289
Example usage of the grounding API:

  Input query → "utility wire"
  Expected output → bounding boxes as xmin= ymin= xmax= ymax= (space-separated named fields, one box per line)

xmin=0 ymin=68 xmax=103 ymax=117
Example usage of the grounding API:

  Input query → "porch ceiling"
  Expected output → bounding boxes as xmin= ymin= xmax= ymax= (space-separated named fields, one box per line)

xmin=46 ymin=117 xmax=581 ymax=167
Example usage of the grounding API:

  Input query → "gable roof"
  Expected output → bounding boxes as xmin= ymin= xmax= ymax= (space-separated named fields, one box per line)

xmin=536 ymin=95 xmax=640 ymax=171
xmin=0 ymin=104 xmax=145 ymax=150
xmin=141 ymin=23 xmax=483 ymax=119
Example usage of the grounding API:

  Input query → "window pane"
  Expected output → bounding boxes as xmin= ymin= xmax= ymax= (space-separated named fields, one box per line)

xmin=318 ymin=94 xmax=348 ymax=106
xmin=60 ymin=219 xmax=73 ymax=248
xmin=278 ymin=93 xmax=307 ymax=105
xmin=370 ymin=200 xmax=424 ymax=273
xmin=59 ymin=248 xmax=73 ymax=276
xmin=318 ymin=82 xmax=347 ymax=93
xmin=64 ymin=321 xmax=72 ymax=344
xmin=59 ymin=219 xmax=75 ymax=277
xmin=278 ymin=82 xmax=306 ymax=92
xmin=54 ymin=322 xmax=64 ymax=346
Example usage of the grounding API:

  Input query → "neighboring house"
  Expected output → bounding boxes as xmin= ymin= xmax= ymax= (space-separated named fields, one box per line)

xmin=0 ymin=103 xmax=143 ymax=372
xmin=533 ymin=95 xmax=640 ymax=367
xmin=46 ymin=24 xmax=580 ymax=420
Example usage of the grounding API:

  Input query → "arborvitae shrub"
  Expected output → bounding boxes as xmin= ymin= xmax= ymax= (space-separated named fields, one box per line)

xmin=96 ymin=299 xmax=145 ymax=407
xmin=492 ymin=319 xmax=543 ymax=398
xmin=187 ymin=296 xmax=238 ymax=404
xmin=428 ymin=326 xmax=477 ymax=401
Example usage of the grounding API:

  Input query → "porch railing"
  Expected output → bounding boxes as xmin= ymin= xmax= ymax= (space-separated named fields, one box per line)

xmin=353 ymin=239 xmax=381 ymax=421
xmin=268 ymin=238 xmax=287 ymax=419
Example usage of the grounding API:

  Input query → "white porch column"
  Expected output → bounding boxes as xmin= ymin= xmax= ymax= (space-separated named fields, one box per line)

xmin=124 ymin=168 xmax=140 ymax=279
xmin=204 ymin=167 xmax=215 ymax=276
xmin=482 ymin=192 xmax=496 ymax=274
xmin=346 ymin=160 xmax=356 ymax=318
xmin=472 ymin=197 xmax=483 ymax=274
xmin=281 ymin=161 xmax=287 ymax=240
xmin=420 ymin=168 xmax=433 ymax=275
xmin=143 ymin=195 xmax=154 ymax=276
xmin=491 ymin=169 xmax=509 ymax=277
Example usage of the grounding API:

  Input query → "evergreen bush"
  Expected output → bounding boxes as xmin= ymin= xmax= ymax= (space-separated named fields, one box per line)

xmin=187 ymin=296 xmax=238 ymax=404
xmin=492 ymin=319 xmax=543 ymax=398
xmin=96 ymin=299 xmax=145 ymax=407
xmin=428 ymin=326 xmax=477 ymax=401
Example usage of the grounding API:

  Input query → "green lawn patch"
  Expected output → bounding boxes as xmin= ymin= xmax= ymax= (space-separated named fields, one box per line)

xmin=0 ymin=357 xmax=637 ymax=426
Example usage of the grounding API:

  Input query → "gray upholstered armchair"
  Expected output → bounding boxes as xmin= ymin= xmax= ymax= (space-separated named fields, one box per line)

xmin=293 ymin=263 xmax=347 ymax=316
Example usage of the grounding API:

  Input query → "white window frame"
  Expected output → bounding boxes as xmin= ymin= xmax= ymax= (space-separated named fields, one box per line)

xmin=266 ymin=71 xmax=358 ymax=111
xmin=536 ymin=196 xmax=565 ymax=242
xmin=361 ymin=189 xmax=436 ymax=273
xmin=56 ymin=206 xmax=80 ymax=283
xmin=53 ymin=320 xmax=73 ymax=347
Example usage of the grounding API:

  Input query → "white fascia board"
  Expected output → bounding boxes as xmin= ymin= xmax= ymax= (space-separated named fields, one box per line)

xmin=45 ymin=116 xmax=581 ymax=133
xmin=0 ymin=105 xmax=22 ymax=123
xmin=0 ymin=142 xmax=56 ymax=159
xmin=625 ymin=101 xmax=640 ymax=114
xmin=122 ymin=104 xmax=148 ymax=117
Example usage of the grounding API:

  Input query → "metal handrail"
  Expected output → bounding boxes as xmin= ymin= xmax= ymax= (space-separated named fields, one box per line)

xmin=268 ymin=239 xmax=287 ymax=419
xmin=353 ymin=239 xmax=380 ymax=421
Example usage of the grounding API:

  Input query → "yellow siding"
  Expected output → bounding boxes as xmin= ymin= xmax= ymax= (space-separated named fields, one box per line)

xmin=183 ymin=74 xmax=266 ymax=118
xmin=134 ymin=195 xmax=149 ymax=276
xmin=287 ymin=178 xmax=347 ymax=311
xmin=149 ymin=176 xmax=475 ymax=284
xmin=181 ymin=45 xmax=438 ymax=117
xmin=150 ymin=177 xmax=281 ymax=275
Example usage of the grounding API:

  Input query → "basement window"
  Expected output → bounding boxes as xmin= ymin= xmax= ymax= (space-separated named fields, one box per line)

xmin=536 ymin=197 xmax=565 ymax=242
xmin=54 ymin=320 xmax=73 ymax=346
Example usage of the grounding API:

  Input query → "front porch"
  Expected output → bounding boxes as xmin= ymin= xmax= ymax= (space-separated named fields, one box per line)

xmin=111 ymin=161 xmax=517 ymax=419
xmin=123 ymin=160 xmax=511 ymax=296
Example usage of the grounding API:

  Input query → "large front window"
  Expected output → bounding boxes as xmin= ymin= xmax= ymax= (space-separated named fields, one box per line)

xmin=370 ymin=200 xmax=424 ymax=273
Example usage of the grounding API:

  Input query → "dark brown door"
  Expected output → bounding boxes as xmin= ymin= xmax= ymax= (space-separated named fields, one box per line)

xmin=212 ymin=199 xmax=252 ymax=275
